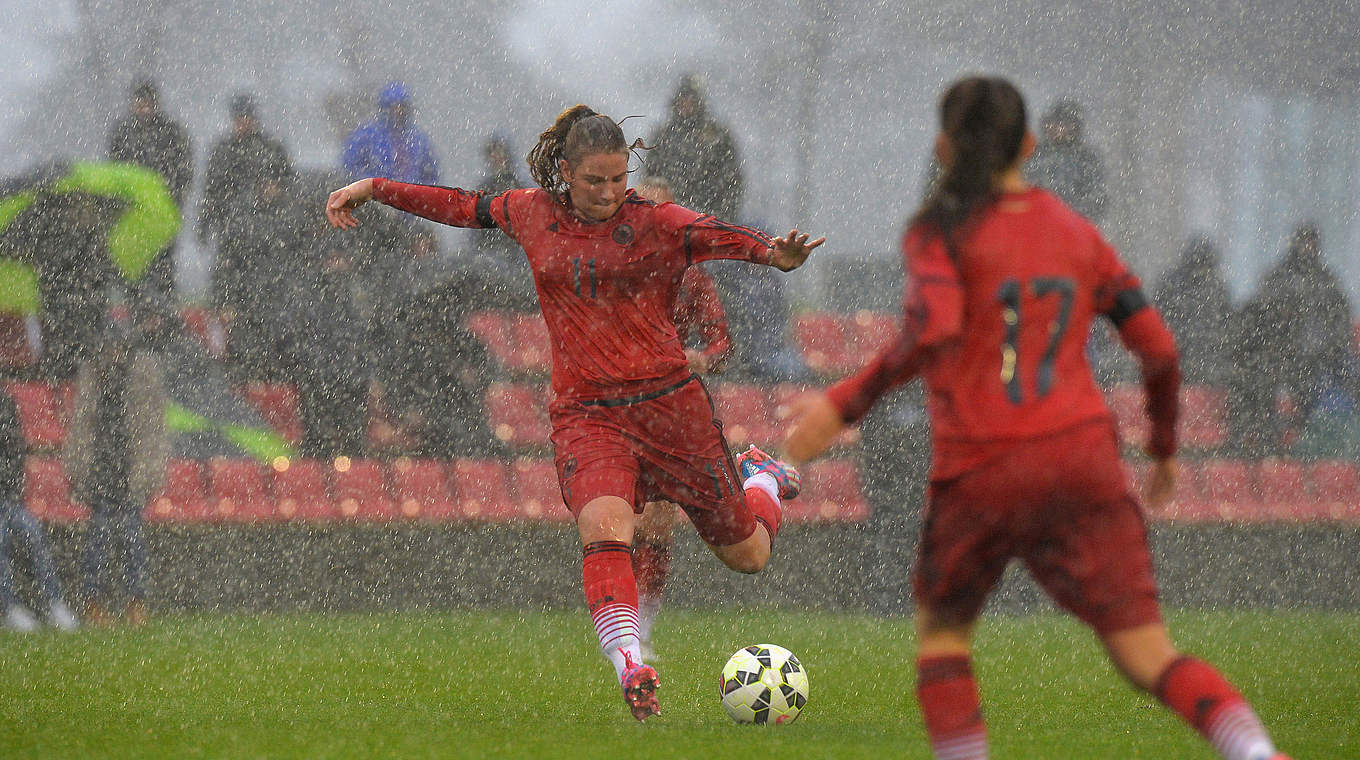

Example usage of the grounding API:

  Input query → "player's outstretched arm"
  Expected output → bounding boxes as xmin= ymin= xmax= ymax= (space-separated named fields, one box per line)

xmin=781 ymin=391 xmax=845 ymax=465
xmin=325 ymin=178 xmax=376 ymax=229
xmin=768 ymin=229 xmax=826 ymax=272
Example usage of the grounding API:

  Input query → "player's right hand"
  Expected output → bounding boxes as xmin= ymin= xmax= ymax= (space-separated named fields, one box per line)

xmin=1144 ymin=456 xmax=1177 ymax=511
xmin=780 ymin=391 xmax=844 ymax=465
xmin=325 ymin=178 xmax=375 ymax=229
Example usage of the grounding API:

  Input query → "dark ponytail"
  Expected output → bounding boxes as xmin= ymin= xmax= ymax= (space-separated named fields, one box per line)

xmin=912 ymin=77 xmax=1028 ymax=251
xmin=527 ymin=104 xmax=629 ymax=200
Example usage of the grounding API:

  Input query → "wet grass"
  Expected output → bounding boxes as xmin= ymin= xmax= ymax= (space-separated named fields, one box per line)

xmin=0 ymin=609 xmax=1352 ymax=758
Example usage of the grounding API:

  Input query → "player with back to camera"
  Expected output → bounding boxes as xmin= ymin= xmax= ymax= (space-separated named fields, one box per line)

xmin=325 ymin=105 xmax=819 ymax=722
xmin=783 ymin=76 xmax=1290 ymax=760
xmin=629 ymin=175 xmax=736 ymax=661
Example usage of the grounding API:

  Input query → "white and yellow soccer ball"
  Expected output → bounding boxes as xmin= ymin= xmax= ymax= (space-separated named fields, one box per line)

xmin=719 ymin=644 xmax=809 ymax=724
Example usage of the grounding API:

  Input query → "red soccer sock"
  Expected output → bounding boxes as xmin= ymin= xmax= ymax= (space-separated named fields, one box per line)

xmin=631 ymin=540 xmax=672 ymax=603
xmin=1155 ymin=656 xmax=1277 ymax=760
xmin=743 ymin=486 xmax=781 ymax=540
xmin=583 ymin=540 xmax=642 ymax=678
xmin=916 ymin=654 xmax=987 ymax=760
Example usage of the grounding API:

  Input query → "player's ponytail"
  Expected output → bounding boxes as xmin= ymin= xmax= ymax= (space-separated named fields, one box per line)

xmin=912 ymin=77 xmax=1028 ymax=252
xmin=527 ymin=104 xmax=630 ymax=200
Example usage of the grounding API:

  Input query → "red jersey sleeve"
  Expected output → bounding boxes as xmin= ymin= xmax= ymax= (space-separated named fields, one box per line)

xmin=826 ymin=226 xmax=960 ymax=424
xmin=1092 ymin=236 xmax=1181 ymax=459
xmin=651 ymin=202 xmax=775 ymax=266
xmin=673 ymin=267 xmax=734 ymax=372
xmin=372 ymin=179 xmax=537 ymax=238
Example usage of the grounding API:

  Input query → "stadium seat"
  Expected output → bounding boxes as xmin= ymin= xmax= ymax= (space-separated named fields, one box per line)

xmin=333 ymin=459 xmax=397 ymax=520
xmin=503 ymin=314 xmax=552 ymax=374
xmin=390 ymin=458 xmax=458 ymax=521
xmin=770 ymin=383 xmax=859 ymax=448
xmin=1255 ymin=459 xmax=1310 ymax=521
xmin=240 ymin=383 xmax=303 ymax=445
xmin=148 ymin=458 xmax=211 ymax=522
xmin=796 ymin=459 xmax=870 ymax=522
xmin=1104 ymin=383 xmax=1148 ymax=446
xmin=5 ymin=381 xmax=68 ymax=449
xmin=846 ymin=310 xmax=898 ymax=362
xmin=793 ymin=312 xmax=857 ymax=375
xmin=208 ymin=458 xmax=275 ymax=522
xmin=711 ymin=383 xmax=777 ymax=446
xmin=510 ymin=458 xmax=570 ymax=521
xmin=273 ymin=458 xmax=334 ymax=521
xmin=23 ymin=457 xmax=87 ymax=523
xmin=451 ymin=459 xmax=517 ymax=520
xmin=1199 ymin=459 xmax=1262 ymax=521
xmin=484 ymin=383 xmax=552 ymax=447
xmin=1157 ymin=460 xmax=1213 ymax=522
xmin=0 ymin=314 xmax=34 ymax=369
xmin=1180 ymin=385 xmax=1228 ymax=449
xmin=466 ymin=310 xmax=510 ymax=348
xmin=1308 ymin=460 xmax=1360 ymax=521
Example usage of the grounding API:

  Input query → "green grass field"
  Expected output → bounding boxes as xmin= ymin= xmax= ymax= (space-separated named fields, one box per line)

xmin=1 ymin=609 xmax=1354 ymax=759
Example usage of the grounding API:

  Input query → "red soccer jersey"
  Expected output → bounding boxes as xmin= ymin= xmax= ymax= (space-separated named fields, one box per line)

xmin=672 ymin=266 xmax=734 ymax=372
xmin=370 ymin=179 xmax=772 ymax=401
xmin=828 ymin=187 xmax=1179 ymax=480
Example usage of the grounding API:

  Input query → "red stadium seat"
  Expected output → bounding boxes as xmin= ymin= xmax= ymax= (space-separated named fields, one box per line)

xmin=451 ymin=459 xmax=517 ymax=520
xmin=793 ymin=312 xmax=856 ymax=375
xmin=148 ymin=459 xmax=210 ymax=522
xmin=510 ymin=458 xmax=570 ymax=521
xmin=503 ymin=314 xmax=552 ymax=374
xmin=846 ymin=310 xmax=898 ymax=363
xmin=1179 ymin=385 xmax=1228 ymax=449
xmin=390 ymin=458 xmax=458 ymax=521
xmin=769 ymin=383 xmax=859 ymax=448
xmin=208 ymin=458 xmax=275 ymax=522
xmin=711 ymin=384 xmax=777 ymax=446
xmin=795 ymin=459 xmax=870 ymax=522
xmin=1104 ymin=383 xmax=1148 ymax=446
xmin=1199 ymin=459 xmax=1262 ymax=521
xmin=273 ymin=458 xmax=334 ymax=521
xmin=23 ymin=457 xmax=87 ymax=523
xmin=1157 ymin=460 xmax=1214 ymax=522
xmin=484 ymin=383 xmax=552 ymax=447
xmin=333 ymin=458 xmax=397 ymax=520
xmin=1308 ymin=460 xmax=1360 ymax=521
xmin=466 ymin=310 xmax=510 ymax=347
xmin=1255 ymin=459 xmax=1310 ymax=521
xmin=5 ymin=381 xmax=68 ymax=449
xmin=240 ymin=383 xmax=303 ymax=445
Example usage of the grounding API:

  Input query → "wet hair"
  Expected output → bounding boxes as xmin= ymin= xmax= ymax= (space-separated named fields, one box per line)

xmin=912 ymin=76 xmax=1028 ymax=251
xmin=526 ymin=105 xmax=630 ymax=199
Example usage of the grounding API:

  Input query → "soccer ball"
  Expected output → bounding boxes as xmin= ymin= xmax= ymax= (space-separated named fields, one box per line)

xmin=719 ymin=644 xmax=809 ymax=724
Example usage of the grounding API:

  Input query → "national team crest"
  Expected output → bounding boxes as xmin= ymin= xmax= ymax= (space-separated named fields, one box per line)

xmin=612 ymin=223 xmax=636 ymax=246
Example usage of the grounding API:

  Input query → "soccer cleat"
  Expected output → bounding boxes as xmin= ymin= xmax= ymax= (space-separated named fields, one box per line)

xmin=620 ymin=650 xmax=660 ymax=721
xmin=735 ymin=445 xmax=801 ymax=499
xmin=3 ymin=604 xmax=40 ymax=633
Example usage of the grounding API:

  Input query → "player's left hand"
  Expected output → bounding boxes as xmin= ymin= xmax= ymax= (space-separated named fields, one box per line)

xmin=781 ymin=391 xmax=844 ymax=465
xmin=768 ymin=229 xmax=825 ymax=271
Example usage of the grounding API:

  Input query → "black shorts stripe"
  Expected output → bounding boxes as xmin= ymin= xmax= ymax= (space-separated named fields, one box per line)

xmin=579 ymin=374 xmax=696 ymax=408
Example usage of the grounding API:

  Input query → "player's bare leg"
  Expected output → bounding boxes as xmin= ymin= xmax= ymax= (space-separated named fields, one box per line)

xmin=707 ymin=446 xmax=801 ymax=573
xmin=914 ymin=605 xmax=988 ymax=760
xmin=577 ymin=496 xmax=658 ymax=721
xmin=633 ymin=500 xmax=678 ymax=660
xmin=1104 ymin=623 xmax=1288 ymax=760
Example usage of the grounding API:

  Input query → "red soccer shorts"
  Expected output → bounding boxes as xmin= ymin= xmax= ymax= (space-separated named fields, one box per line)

xmin=914 ymin=420 xmax=1162 ymax=636
xmin=549 ymin=377 xmax=756 ymax=546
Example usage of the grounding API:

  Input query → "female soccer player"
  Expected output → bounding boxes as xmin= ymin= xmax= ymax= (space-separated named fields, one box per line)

xmin=325 ymin=105 xmax=816 ymax=722
xmin=629 ymin=176 xmax=736 ymax=661
xmin=784 ymin=77 xmax=1289 ymax=760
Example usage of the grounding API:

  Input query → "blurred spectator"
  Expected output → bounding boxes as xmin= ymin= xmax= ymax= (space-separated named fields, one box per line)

xmin=857 ymin=382 xmax=929 ymax=616
xmin=0 ymin=386 xmax=78 ymax=632
xmin=107 ymin=78 xmax=192 ymax=297
xmin=373 ymin=232 xmax=503 ymax=458
xmin=65 ymin=304 xmax=169 ymax=626
xmin=1027 ymin=97 xmax=1108 ymax=223
xmin=1229 ymin=223 xmax=1360 ymax=457
xmin=211 ymin=155 xmax=311 ymax=384
xmin=1152 ymin=235 xmax=1234 ymax=387
xmin=472 ymin=133 xmax=536 ymax=312
xmin=644 ymin=74 xmax=745 ymax=221
xmin=709 ymin=244 xmax=813 ymax=383
xmin=280 ymin=240 xmax=372 ymax=458
xmin=198 ymin=94 xmax=293 ymax=250
xmin=341 ymin=81 xmax=439 ymax=185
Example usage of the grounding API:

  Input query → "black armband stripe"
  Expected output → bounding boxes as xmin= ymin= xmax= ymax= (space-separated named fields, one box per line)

xmin=1106 ymin=287 xmax=1149 ymax=326
xmin=474 ymin=193 xmax=496 ymax=229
